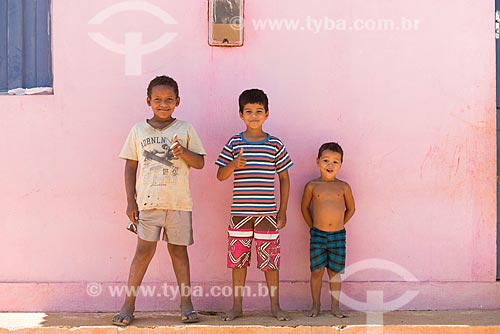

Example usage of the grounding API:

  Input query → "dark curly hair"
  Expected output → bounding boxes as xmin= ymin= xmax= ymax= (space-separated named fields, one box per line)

xmin=238 ymin=89 xmax=269 ymax=113
xmin=318 ymin=142 xmax=344 ymax=162
xmin=147 ymin=76 xmax=179 ymax=98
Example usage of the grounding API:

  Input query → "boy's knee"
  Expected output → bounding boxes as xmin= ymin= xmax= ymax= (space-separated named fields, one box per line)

xmin=326 ymin=268 xmax=341 ymax=281
xmin=134 ymin=240 xmax=156 ymax=259
xmin=168 ymin=244 xmax=188 ymax=258
xmin=311 ymin=268 xmax=325 ymax=278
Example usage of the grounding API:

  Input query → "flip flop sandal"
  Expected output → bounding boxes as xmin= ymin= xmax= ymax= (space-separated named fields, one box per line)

xmin=181 ymin=310 xmax=200 ymax=323
xmin=112 ymin=313 xmax=135 ymax=326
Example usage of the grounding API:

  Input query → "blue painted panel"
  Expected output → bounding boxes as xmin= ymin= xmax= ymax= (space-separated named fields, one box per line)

xmin=35 ymin=0 xmax=52 ymax=87
xmin=23 ymin=0 xmax=37 ymax=86
xmin=0 ymin=0 xmax=52 ymax=92
xmin=0 ymin=0 xmax=8 ymax=91
xmin=7 ymin=0 xmax=23 ymax=90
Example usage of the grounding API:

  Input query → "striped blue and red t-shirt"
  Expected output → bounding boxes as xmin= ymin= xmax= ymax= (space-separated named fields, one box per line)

xmin=216 ymin=133 xmax=293 ymax=215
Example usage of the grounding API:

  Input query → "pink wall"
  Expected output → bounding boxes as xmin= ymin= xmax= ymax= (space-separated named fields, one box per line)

xmin=0 ymin=0 xmax=496 ymax=311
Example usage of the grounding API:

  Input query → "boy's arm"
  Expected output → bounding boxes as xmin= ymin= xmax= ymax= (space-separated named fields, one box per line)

xmin=277 ymin=170 xmax=290 ymax=229
xmin=343 ymin=182 xmax=355 ymax=225
xmin=217 ymin=164 xmax=235 ymax=181
xmin=124 ymin=159 xmax=139 ymax=223
xmin=171 ymin=143 xmax=205 ymax=169
xmin=217 ymin=148 xmax=246 ymax=181
xmin=300 ymin=182 xmax=314 ymax=228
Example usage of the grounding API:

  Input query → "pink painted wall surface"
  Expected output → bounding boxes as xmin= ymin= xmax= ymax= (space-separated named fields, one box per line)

xmin=0 ymin=0 xmax=496 ymax=311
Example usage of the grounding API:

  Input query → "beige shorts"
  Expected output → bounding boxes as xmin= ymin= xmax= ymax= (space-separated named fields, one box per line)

xmin=138 ymin=209 xmax=193 ymax=245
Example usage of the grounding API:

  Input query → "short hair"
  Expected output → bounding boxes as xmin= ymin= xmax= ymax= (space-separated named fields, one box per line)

xmin=317 ymin=142 xmax=344 ymax=162
xmin=147 ymin=76 xmax=179 ymax=98
xmin=238 ymin=89 xmax=269 ymax=113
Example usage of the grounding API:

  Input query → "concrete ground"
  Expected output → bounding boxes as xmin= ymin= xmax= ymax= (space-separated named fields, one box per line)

xmin=1 ymin=310 xmax=500 ymax=333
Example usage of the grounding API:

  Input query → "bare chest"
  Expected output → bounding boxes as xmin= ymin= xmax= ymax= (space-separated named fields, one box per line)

xmin=313 ymin=183 xmax=344 ymax=202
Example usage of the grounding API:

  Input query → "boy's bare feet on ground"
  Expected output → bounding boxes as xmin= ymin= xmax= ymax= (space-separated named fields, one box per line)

xmin=271 ymin=307 xmax=291 ymax=321
xmin=222 ymin=307 xmax=290 ymax=321
xmin=221 ymin=307 xmax=243 ymax=321
xmin=306 ymin=305 xmax=321 ymax=317
xmin=331 ymin=307 xmax=346 ymax=318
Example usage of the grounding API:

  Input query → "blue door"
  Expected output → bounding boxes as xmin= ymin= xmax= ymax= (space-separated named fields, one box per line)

xmin=0 ymin=0 xmax=52 ymax=92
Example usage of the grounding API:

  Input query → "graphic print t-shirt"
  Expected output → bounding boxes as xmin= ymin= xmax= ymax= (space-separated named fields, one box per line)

xmin=120 ymin=119 xmax=206 ymax=211
xmin=215 ymin=133 xmax=293 ymax=215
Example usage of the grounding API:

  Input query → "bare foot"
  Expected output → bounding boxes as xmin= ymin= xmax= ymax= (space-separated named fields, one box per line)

xmin=271 ymin=307 xmax=291 ymax=321
xmin=221 ymin=307 xmax=243 ymax=321
xmin=331 ymin=307 xmax=346 ymax=318
xmin=306 ymin=305 xmax=320 ymax=317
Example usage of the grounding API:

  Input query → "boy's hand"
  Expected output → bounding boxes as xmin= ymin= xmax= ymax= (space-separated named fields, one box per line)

xmin=127 ymin=201 xmax=139 ymax=223
xmin=170 ymin=134 xmax=185 ymax=158
xmin=277 ymin=210 xmax=287 ymax=229
xmin=232 ymin=148 xmax=246 ymax=169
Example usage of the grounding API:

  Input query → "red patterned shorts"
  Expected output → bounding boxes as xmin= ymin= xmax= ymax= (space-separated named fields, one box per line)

xmin=227 ymin=215 xmax=280 ymax=271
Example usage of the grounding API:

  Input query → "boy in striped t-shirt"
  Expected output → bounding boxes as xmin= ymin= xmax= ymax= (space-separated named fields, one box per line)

xmin=216 ymin=89 xmax=293 ymax=321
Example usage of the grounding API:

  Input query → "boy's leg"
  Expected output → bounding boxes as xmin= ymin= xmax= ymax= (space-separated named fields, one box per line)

xmin=253 ymin=216 xmax=289 ymax=320
xmin=163 ymin=210 xmax=198 ymax=321
xmin=222 ymin=267 xmax=247 ymax=321
xmin=326 ymin=268 xmax=345 ymax=318
xmin=113 ymin=238 xmax=157 ymax=325
xmin=167 ymin=243 xmax=198 ymax=321
xmin=264 ymin=270 xmax=290 ymax=321
xmin=224 ymin=215 xmax=253 ymax=321
xmin=309 ymin=227 xmax=329 ymax=317
xmin=325 ymin=228 xmax=346 ymax=318
xmin=307 ymin=268 xmax=324 ymax=317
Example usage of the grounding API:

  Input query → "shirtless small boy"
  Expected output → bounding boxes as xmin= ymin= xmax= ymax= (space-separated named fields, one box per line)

xmin=300 ymin=142 xmax=355 ymax=318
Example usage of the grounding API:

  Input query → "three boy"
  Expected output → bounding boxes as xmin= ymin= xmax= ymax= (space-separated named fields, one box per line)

xmin=114 ymin=78 xmax=354 ymax=324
